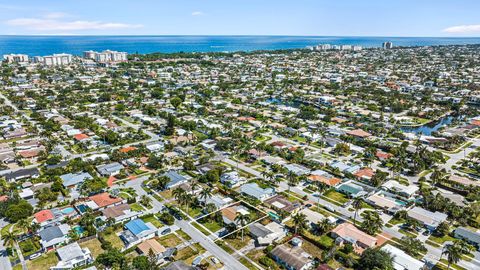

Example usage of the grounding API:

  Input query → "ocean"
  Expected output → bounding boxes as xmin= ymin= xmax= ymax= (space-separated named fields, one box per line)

xmin=0 ymin=35 xmax=479 ymax=56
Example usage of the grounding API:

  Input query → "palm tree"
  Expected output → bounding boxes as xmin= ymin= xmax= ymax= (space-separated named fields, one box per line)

xmin=443 ymin=242 xmax=462 ymax=270
xmin=1 ymin=231 xmax=16 ymax=249
xmin=234 ymin=213 xmax=251 ymax=241
xmin=292 ymin=213 xmax=308 ymax=234
xmin=190 ymin=180 xmax=199 ymax=195
xmin=314 ymin=218 xmax=333 ymax=235
xmin=352 ymin=197 xmax=363 ymax=225
xmin=199 ymin=188 xmax=213 ymax=204
xmin=360 ymin=211 xmax=383 ymax=235
xmin=287 ymin=172 xmax=298 ymax=194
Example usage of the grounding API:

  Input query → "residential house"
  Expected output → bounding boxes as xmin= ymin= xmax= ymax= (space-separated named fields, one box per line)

xmin=163 ymin=170 xmax=192 ymax=189
xmin=5 ymin=168 xmax=40 ymax=182
xmin=101 ymin=204 xmax=142 ymax=223
xmin=381 ymin=244 xmax=426 ymax=270
xmin=60 ymin=172 xmax=93 ymax=189
xmin=331 ymin=223 xmax=377 ymax=253
xmin=87 ymin=192 xmax=124 ymax=210
xmin=407 ymin=206 xmax=448 ymax=230
xmin=50 ymin=242 xmax=93 ymax=270
xmin=240 ymin=183 xmax=275 ymax=201
xmin=39 ymin=224 xmax=71 ymax=251
xmin=454 ymin=227 xmax=480 ymax=250
xmin=264 ymin=195 xmax=301 ymax=214
xmin=119 ymin=219 xmax=157 ymax=248
xmin=382 ymin=180 xmax=418 ymax=199
xmin=220 ymin=171 xmax=245 ymax=188
xmin=96 ymin=162 xmax=124 ymax=176
xmin=249 ymin=222 xmax=287 ymax=245
xmin=271 ymin=243 xmax=314 ymax=270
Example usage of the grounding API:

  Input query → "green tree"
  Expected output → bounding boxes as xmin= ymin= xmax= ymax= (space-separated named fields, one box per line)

xmin=235 ymin=213 xmax=251 ymax=241
xmin=352 ymin=197 xmax=363 ymax=225
xmin=357 ymin=248 xmax=394 ymax=270
xmin=360 ymin=211 xmax=383 ymax=235
xmin=292 ymin=213 xmax=308 ymax=234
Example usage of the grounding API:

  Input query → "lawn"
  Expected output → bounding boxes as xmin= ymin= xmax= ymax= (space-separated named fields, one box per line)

xmin=130 ymin=203 xmax=145 ymax=212
xmin=18 ymin=238 xmax=41 ymax=257
xmin=428 ymin=234 xmax=456 ymax=245
xmin=216 ymin=240 xmax=234 ymax=254
xmin=25 ymin=251 xmax=59 ymax=270
xmin=141 ymin=215 xmax=163 ymax=228
xmin=323 ymin=190 xmax=349 ymax=204
xmin=398 ymin=229 xmax=418 ymax=238
xmin=224 ymin=235 xmax=252 ymax=250
xmin=199 ymin=219 xmax=224 ymax=233
xmin=79 ymin=238 xmax=104 ymax=259
xmin=102 ymin=230 xmax=124 ymax=250
xmin=176 ymin=229 xmax=192 ymax=241
xmin=192 ymin=221 xmax=212 ymax=236
xmin=434 ymin=259 xmax=466 ymax=270
xmin=239 ymin=257 xmax=258 ymax=270
xmin=174 ymin=243 xmax=205 ymax=263
xmin=157 ymin=234 xmax=182 ymax=248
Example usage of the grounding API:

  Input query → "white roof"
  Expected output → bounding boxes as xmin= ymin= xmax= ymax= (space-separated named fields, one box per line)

xmin=382 ymin=244 xmax=425 ymax=270
xmin=383 ymin=180 xmax=418 ymax=196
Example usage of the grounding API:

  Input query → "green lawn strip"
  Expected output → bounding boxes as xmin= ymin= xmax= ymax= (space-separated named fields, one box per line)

xmin=216 ymin=240 xmax=234 ymax=254
xmin=141 ymin=215 xmax=163 ymax=228
xmin=176 ymin=229 xmax=192 ymax=241
xmin=428 ymin=234 xmax=455 ymax=245
xmin=191 ymin=221 xmax=211 ymax=236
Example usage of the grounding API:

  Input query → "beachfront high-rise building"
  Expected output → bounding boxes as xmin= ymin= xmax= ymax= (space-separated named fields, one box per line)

xmin=3 ymin=54 xmax=29 ymax=63
xmin=382 ymin=41 xmax=393 ymax=49
xmin=34 ymin=53 xmax=73 ymax=66
xmin=83 ymin=50 xmax=128 ymax=63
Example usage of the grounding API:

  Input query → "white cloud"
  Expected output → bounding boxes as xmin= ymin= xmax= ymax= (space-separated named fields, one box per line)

xmin=43 ymin=12 xmax=69 ymax=19
xmin=6 ymin=17 xmax=143 ymax=31
xmin=443 ymin=24 xmax=480 ymax=34
xmin=191 ymin=11 xmax=204 ymax=16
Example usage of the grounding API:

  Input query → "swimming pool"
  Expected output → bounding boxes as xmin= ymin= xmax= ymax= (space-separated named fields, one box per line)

xmin=73 ymin=226 xmax=85 ymax=235
xmin=395 ymin=199 xmax=407 ymax=206
xmin=61 ymin=207 xmax=75 ymax=215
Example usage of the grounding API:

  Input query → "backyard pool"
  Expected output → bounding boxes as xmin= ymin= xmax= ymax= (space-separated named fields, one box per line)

xmin=61 ymin=207 xmax=75 ymax=215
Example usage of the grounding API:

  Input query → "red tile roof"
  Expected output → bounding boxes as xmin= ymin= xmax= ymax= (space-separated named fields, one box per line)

xmin=346 ymin=129 xmax=371 ymax=138
xmin=74 ymin=134 xmax=89 ymax=141
xmin=34 ymin=209 xmax=54 ymax=223
xmin=89 ymin=192 xmax=123 ymax=208
xmin=119 ymin=146 xmax=137 ymax=153
xmin=354 ymin=168 xmax=375 ymax=179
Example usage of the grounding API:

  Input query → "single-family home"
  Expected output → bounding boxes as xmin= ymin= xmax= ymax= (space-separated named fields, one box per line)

xmin=271 ymin=243 xmax=314 ymax=270
xmin=454 ymin=227 xmax=480 ymax=250
xmin=50 ymin=242 xmax=93 ymax=270
xmin=240 ymin=183 xmax=275 ymax=201
xmin=407 ymin=207 xmax=448 ymax=230
xmin=249 ymin=222 xmax=287 ymax=246
xmin=60 ymin=172 xmax=93 ymax=189
xmin=119 ymin=219 xmax=157 ymax=248
xmin=39 ymin=224 xmax=71 ymax=251
xmin=163 ymin=170 xmax=192 ymax=189
xmin=331 ymin=223 xmax=377 ymax=253
xmin=381 ymin=244 xmax=426 ymax=270
xmin=96 ymin=162 xmax=124 ymax=176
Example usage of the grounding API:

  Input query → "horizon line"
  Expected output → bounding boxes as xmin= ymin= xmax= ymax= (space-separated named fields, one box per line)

xmin=1 ymin=34 xmax=480 ymax=38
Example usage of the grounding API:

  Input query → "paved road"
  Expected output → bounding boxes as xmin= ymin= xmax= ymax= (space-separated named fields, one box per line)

xmin=116 ymin=176 xmax=248 ymax=269
xmin=176 ymin=220 xmax=248 ymax=270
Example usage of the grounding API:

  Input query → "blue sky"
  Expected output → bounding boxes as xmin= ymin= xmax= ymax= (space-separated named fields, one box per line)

xmin=1 ymin=0 xmax=480 ymax=36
